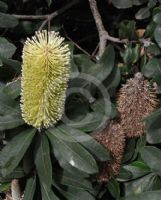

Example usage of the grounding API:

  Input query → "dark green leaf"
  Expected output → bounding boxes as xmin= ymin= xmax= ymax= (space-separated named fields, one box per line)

xmin=55 ymin=170 xmax=93 ymax=191
xmin=124 ymin=161 xmax=151 ymax=179
xmin=145 ymin=108 xmax=161 ymax=144
xmin=124 ymin=190 xmax=161 ymax=200
xmin=47 ymin=128 xmax=98 ymax=174
xmin=0 ymin=13 xmax=18 ymax=28
xmin=35 ymin=135 xmax=52 ymax=192
xmin=24 ymin=176 xmax=36 ymax=200
xmin=2 ymin=79 xmax=21 ymax=99
xmin=0 ymin=1 xmax=8 ymax=12
xmin=0 ymin=114 xmax=24 ymax=131
xmin=0 ymin=37 xmax=16 ymax=58
xmin=141 ymin=146 xmax=161 ymax=176
xmin=0 ymin=55 xmax=21 ymax=73
xmin=153 ymin=12 xmax=161 ymax=24
xmin=124 ymin=174 xmax=161 ymax=196
xmin=57 ymin=124 xmax=110 ymax=161
xmin=107 ymin=179 xmax=120 ymax=199
xmin=154 ymin=25 xmax=161 ymax=48
xmin=53 ymin=181 xmax=95 ymax=200
xmin=41 ymin=183 xmax=60 ymax=200
xmin=135 ymin=7 xmax=151 ymax=20
xmin=0 ymin=128 xmax=36 ymax=176
xmin=111 ymin=0 xmax=132 ymax=8
xmin=88 ymin=45 xmax=115 ymax=82
xmin=0 ymin=182 xmax=10 ymax=193
xmin=142 ymin=58 xmax=161 ymax=78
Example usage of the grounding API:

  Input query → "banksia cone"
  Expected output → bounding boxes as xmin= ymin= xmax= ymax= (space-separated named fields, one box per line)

xmin=21 ymin=30 xmax=70 ymax=129
xmin=117 ymin=72 xmax=157 ymax=137
xmin=94 ymin=121 xmax=125 ymax=182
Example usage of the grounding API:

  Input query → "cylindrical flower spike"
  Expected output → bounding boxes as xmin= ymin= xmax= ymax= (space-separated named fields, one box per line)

xmin=94 ymin=120 xmax=125 ymax=182
xmin=21 ymin=30 xmax=71 ymax=129
xmin=117 ymin=72 xmax=157 ymax=137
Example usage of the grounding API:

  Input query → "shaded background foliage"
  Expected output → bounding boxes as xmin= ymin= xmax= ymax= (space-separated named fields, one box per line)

xmin=0 ymin=0 xmax=161 ymax=200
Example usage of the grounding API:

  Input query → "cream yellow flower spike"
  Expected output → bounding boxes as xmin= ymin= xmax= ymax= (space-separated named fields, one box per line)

xmin=21 ymin=30 xmax=71 ymax=129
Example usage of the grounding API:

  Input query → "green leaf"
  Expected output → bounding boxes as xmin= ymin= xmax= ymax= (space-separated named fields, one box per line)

xmin=2 ymin=79 xmax=21 ymax=99
xmin=92 ymin=45 xmax=115 ymax=82
xmin=154 ymin=25 xmax=161 ymax=48
xmin=57 ymin=124 xmax=110 ymax=161
xmin=53 ymin=181 xmax=95 ymax=200
xmin=0 ymin=114 xmax=24 ymax=131
xmin=0 ymin=13 xmax=18 ymax=28
xmin=0 ymin=55 xmax=21 ymax=73
xmin=24 ymin=176 xmax=36 ymax=200
xmin=141 ymin=146 xmax=161 ymax=176
xmin=35 ymin=135 xmax=52 ymax=192
xmin=47 ymin=128 xmax=98 ymax=174
xmin=124 ymin=174 xmax=161 ymax=196
xmin=145 ymin=108 xmax=161 ymax=144
xmin=0 ymin=1 xmax=8 ymax=12
xmin=55 ymin=170 xmax=93 ymax=191
xmin=0 ymin=37 xmax=16 ymax=58
xmin=133 ymin=0 xmax=148 ymax=6
xmin=135 ymin=7 xmax=151 ymax=20
xmin=142 ymin=58 xmax=161 ymax=78
xmin=107 ymin=179 xmax=120 ymax=199
xmin=0 ymin=182 xmax=10 ymax=193
xmin=124 ymin=190 xmax=161 ymax=200
xmin=0 ymin=128 xmax=36 ymax=176
xmin=111 ymin=0 xmax=132 ymax=8
xmin=153 ymin=12 xmax=161 ymax=24
xmin=124 ymin=161 xmax=151 ymax=179
xmin=41 ymin=183 xmax=60 ymax=200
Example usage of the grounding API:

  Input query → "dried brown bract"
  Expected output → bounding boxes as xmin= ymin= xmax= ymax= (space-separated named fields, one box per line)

xmin=117 ymin=72 xmax=157 ymax=137
xmin=94 ymin=120 xmax=125 ymax=182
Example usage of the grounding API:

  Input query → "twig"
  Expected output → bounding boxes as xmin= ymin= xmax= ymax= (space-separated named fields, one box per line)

xmin=64 ymin=30 xmax=93 ymax=58
xmin=12 ymin=0 xmax=80 ymax=30
xmin=88 ymin=0 xmax=127 ymax=58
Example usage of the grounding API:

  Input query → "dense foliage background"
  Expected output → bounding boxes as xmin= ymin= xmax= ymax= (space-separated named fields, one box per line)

xmin=1 ymin=0 xmax=161 ymax=199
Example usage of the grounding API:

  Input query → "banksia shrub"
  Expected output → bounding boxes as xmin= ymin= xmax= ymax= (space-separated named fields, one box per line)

xmin=21 ymin=30 xmax=70 ymax=129
xmin=94 ymin=121 xmax=125 ymax=182
xmin=117 ymin=72 xmax=157 ymax=137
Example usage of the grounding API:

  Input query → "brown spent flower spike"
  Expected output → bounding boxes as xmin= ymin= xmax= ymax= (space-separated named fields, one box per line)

xmin=94 ymin=120 xmax=125 ymax=182
xmin=117 ymin=72 xmax=157 ymax=137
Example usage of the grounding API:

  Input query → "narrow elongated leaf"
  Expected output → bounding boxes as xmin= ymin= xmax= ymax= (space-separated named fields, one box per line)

xmin=41 ymin=183 xmax=60 ymax=200
xmin=0 ymin=114 xmax=24 ymax=131
xmin=24 ymin=176 xmax=36 ymax=200
xmin=47 ymin=129 xmax=98 ymax=174
xmin=57 ymin=124 xmax=110 ymax=161
xmin=53 ymin=181 xmax=95 ymax=200
xmin=141 ymin=146 xmax=161 ymax=176
xmin=55 ymin=171 xmax=93 ymax=191
xmin=35 ymin=135 xmax=52 ymax=192
xmin=0 ymin=128 xmax=36 ymax=176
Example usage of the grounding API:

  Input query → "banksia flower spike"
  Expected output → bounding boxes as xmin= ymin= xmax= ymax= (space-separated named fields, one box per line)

xmin=21 ymin=30 xmax=70 ymax=129
xmin=94 ymin=121 xmax=125 ymax=182
xmin=117 ymin=72 xmax=157 ymax=137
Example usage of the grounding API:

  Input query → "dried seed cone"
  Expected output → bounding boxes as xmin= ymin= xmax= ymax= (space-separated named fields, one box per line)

xmin=94 ymin=121 xmax=125 ymax=182
xmin=117 ymin=72 xmax=157 ymax=137
xmin=21 ymin=30 xmax=70 ymax=129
